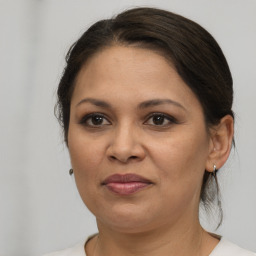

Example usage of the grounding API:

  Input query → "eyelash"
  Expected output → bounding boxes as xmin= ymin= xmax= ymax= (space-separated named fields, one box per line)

xmin=79 ymin=113 xmax=111 ymax=127
xmin=79 ymin=112 xmax=178 ymax=128
xmin=145 ymin=112 xmax=178 ymax=126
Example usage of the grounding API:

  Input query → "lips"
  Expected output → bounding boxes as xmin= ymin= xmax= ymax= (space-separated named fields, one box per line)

xmin=102 ymin=174 xmax=153 ymax=195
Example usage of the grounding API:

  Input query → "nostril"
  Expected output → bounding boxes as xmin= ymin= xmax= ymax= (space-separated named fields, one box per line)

xmin=109 ymin=155 xmax=138 ymax=163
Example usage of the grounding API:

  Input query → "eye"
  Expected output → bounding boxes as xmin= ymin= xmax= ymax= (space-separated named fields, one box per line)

xmin=145 ymin=113 xmax=177 ymax=126
xmin=80 ymin=113 xmax=111 ymax=127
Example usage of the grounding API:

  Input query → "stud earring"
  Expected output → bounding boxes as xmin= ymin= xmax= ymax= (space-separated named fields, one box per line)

xmin=69 ymin=169 xmax=73 ymax=175
xmin=212 ymin=164 xmax=218 ymax=177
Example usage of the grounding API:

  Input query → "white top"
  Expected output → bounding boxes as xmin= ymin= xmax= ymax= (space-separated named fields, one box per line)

xmin=43 ymin=237 xmax=256 ymax=256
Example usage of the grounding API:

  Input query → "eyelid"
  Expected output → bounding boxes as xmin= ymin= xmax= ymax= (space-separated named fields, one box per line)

xmin=144 ymin=112 xmax=178 ymax=125
xmin=79 ymin=112 xmax=111 ymax=126
xmin=79 ymin=112 xmax=178 ymax=127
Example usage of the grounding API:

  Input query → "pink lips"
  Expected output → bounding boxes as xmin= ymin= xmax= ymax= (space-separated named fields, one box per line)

xmin=102 ymin=174 xmax=152 ymax=195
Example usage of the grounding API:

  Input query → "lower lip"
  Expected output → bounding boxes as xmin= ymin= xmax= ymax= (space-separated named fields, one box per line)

xmin=105 ymin=182 xmax=151 ymax=195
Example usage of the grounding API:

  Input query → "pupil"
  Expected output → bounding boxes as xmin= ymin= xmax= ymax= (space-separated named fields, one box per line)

xmin=92 ymin=116 xmax=103 ymax=125
xmin=153 ymin=116 xmax=164 ymax=125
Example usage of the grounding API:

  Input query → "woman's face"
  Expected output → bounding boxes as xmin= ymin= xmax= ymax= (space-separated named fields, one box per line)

xmin=68 ymin=46 xmax=214 ymax=233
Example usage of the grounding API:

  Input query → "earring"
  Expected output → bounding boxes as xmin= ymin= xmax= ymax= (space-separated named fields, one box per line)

xmin=212 ymin=164 xmax=218 ymax=177
xmin=69 ymin=169 xmax=73 ymax=175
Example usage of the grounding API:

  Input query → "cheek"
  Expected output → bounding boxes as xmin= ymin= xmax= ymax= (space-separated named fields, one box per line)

xmin=69 ymin=129 xmax=103 ymax=167
xmin=68 ymin=130 xmax=107 ymax=192
xmin=68 ymin=133 xmax=107 ymax=210
xmin=147 ymin=133 xmax=209 ymax=215
xmin=149 ymin=129 xmax=210 ymax=183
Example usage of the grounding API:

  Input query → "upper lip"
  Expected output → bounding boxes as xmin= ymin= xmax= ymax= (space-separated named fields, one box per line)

xmin=102 ymin=173 xmax=152 ymax=185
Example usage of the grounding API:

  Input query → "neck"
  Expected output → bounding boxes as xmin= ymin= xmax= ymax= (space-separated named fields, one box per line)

xmin=88 ymin=217 xmax=219 ymax=256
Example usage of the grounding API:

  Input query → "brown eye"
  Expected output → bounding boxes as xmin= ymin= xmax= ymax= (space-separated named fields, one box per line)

xmin=145 ymin=113 xmax=177 ymax=126
xmin=91 ymin=115 xmax=104 ymax=125
xmin=80 ymin=113 xmax=111 ymax=127
xmin=152 ymin=115 xmax=165 ymax=125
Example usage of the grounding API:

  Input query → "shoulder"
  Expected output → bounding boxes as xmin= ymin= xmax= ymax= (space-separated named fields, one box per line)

xmin=42 ymin=234 xmax=97 ymax=256
xmin=42 ymin=242 xmax=86 ymax=256
xmin=210 ymin=238 xmax=256 ymax=256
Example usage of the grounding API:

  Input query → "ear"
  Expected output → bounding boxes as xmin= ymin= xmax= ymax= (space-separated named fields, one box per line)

xmin=206 ymin=115 xmax=234 ymax=173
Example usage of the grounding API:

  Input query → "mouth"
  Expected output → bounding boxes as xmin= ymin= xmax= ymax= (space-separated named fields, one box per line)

xmin=101 ymin=173 xmax=153 ymax=195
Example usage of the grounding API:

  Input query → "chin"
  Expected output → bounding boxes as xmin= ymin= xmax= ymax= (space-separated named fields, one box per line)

xmin=94 ymin=202 xmax=166 ymax=234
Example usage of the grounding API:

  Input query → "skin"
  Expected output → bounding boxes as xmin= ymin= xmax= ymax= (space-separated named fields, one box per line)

xmin=68 ymin=46 xmax=234 ymax=256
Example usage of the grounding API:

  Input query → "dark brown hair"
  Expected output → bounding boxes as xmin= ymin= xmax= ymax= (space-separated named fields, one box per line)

xmin=55 ymin=7 xmax=234 ymax=225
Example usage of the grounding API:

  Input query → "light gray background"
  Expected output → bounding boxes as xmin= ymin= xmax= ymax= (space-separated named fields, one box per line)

xmin=0 ymin=0 xmax=255 ymax=255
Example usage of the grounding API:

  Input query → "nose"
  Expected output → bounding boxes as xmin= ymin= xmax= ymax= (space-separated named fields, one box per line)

xmin=106 ymin=124 xmax=146 ymax=163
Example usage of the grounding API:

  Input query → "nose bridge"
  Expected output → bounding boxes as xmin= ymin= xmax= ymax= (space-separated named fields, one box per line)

xmin=114 ymin=121 xmax=137 ymax=151
xmin=107 ymin=120 xmax=144 ymax=162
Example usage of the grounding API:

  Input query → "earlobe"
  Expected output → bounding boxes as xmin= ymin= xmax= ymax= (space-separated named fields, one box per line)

xmin=206 ymin=115 xmax=234 ymax=172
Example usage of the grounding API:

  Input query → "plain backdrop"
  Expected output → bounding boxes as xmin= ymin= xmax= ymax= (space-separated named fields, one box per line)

xmin=0 ymin=0 xmax=255 ymax=255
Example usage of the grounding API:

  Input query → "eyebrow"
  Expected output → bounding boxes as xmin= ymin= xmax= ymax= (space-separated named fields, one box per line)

xmin=76 ymin=98 xmax=186 ymax=111
xmin=76 ymin=98 xmax=111 ymax=108
xmin=138 ymin=99 xmax=186 ymax=111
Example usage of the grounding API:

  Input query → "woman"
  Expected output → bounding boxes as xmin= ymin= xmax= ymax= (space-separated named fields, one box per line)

xmin=45 ymin=7 xmax=255 ymax=256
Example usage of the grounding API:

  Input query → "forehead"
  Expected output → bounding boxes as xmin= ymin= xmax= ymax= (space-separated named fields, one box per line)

xmin=72 ymin=45 xmax=202 ymax=112
xmin=79 ymin=45 xmax=176 ymax=81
